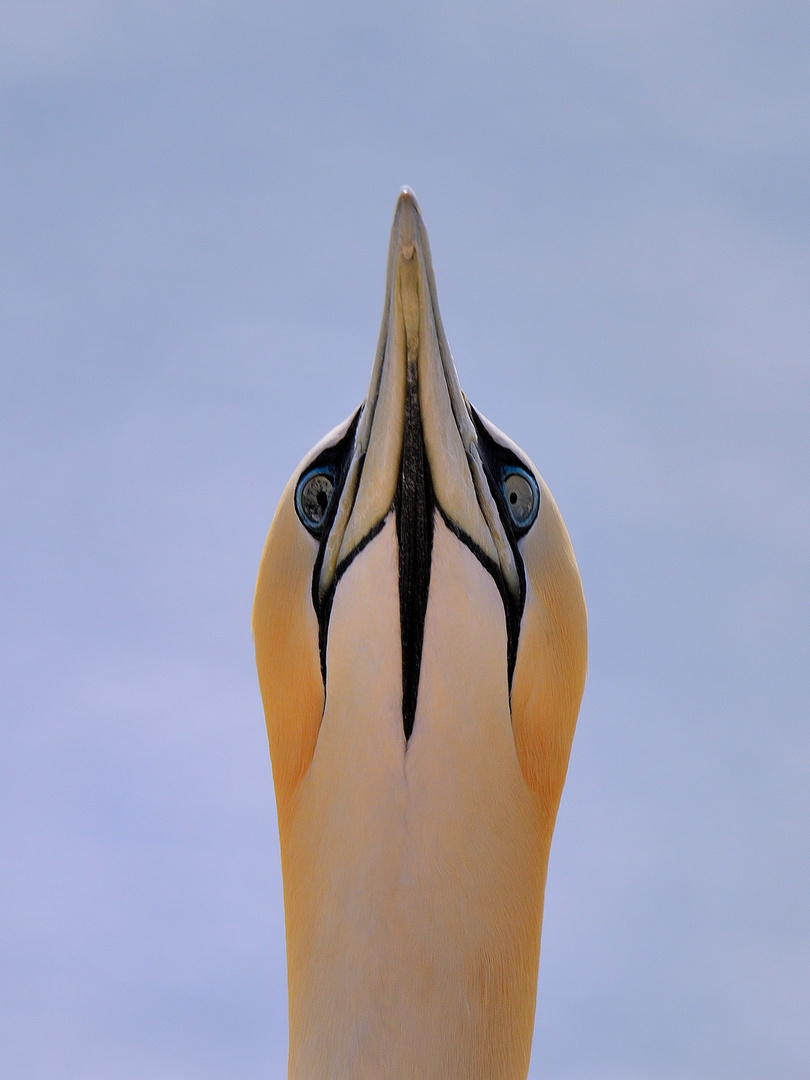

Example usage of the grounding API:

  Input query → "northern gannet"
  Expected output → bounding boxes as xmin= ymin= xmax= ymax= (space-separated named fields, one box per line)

xmin=253 ymin=189 xmax=587 ymax=1080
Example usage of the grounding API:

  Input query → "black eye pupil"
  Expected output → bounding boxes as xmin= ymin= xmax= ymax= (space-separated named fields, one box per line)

xmin=510 ymin=492 xmax=518 ymax=504
xmin=317 ymin=491 xmax=328 ymax=510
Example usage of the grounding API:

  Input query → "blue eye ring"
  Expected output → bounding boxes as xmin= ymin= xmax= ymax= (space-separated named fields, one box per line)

xmin=295 ymin=465 xmax=336 ymax=533
xmin=499 ymin=466 xmax=540 ymax=532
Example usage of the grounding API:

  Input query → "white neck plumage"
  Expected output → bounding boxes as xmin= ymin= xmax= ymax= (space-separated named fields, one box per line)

xmin=282 ymin=515 xmax=548 ymax=1080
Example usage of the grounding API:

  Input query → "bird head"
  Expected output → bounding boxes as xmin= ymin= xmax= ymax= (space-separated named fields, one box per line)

xmin=253 ymin=188 xmax=586 ymax=833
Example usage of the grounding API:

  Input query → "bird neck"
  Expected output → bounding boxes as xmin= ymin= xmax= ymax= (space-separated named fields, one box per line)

xmin=278 ymin=520 xmax=549 ymax=1080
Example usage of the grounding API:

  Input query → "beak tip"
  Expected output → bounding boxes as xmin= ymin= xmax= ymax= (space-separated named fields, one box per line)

xmin=398 ymin=186 xmax=418 ymax=207
xmin=393 ymin=187 xmax=424 ymax=256
xmin=396 ymin=187 xmax=424 ymax=224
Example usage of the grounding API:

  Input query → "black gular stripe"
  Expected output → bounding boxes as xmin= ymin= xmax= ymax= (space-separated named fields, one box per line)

xmin=395 ymin=357 xmax=434 ymax=741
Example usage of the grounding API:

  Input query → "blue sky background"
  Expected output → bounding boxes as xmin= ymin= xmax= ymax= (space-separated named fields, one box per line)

xmin=2 ymin=3 xmax=808 ymax=1077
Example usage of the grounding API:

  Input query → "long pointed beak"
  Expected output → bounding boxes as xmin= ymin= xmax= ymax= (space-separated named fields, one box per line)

xmin=318 ymin=188 xmax=519 ymax=602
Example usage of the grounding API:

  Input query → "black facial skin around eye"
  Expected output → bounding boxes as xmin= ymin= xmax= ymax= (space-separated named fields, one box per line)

xmin=468 ymin=405 xmax=544 ymax=691
xmin=303 ymin=409 xmax=364 ymax=683
xmin=294 ymin=411 xmax=361 ymax=540
xmin=469 ymin=407 xmax=540 ymax=542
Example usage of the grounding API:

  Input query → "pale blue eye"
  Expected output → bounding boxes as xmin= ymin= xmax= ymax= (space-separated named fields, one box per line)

xmin=296 ymin=467 xmax=335 ymax=531
xmin=500 ymin=467 xmax=539 ymax=531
